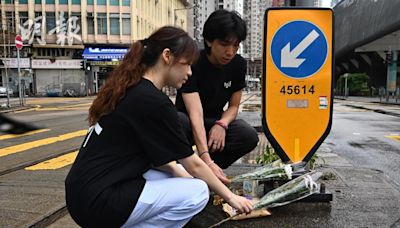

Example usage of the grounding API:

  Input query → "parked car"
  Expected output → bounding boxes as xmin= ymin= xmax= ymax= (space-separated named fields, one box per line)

xmin=0 ymin=86 xmax=13 ymax=97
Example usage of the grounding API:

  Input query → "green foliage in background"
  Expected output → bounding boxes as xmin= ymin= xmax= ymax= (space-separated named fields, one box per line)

xmin=256 ymin=144 xmax=318 ymax=170
xmin=336 ymin=73 xmax=370 ymax=96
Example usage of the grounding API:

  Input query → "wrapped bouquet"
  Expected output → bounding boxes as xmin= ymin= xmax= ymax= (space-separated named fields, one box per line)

xmin=210 ymin=171 xmax=323 ymax=227
xmin=230 ymin=160 xmax=293 ymax=183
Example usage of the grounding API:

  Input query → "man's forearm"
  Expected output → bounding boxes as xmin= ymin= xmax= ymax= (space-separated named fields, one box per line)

xmin=220 ymin=106 xmax=239 ymax=125
xmin=191 ymin=118 xmax=210 ymax=156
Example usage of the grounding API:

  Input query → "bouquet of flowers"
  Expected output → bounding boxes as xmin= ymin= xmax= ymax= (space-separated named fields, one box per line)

xmin=210 ymin=171 xmax=323 ymax=227
xmin=230 ymin=160 xmax=293 ymax=183
xmin=253 ymin=171 xmax=322 ymax=209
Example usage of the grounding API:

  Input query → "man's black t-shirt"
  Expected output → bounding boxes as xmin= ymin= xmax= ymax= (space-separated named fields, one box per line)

xmin=175 ymin=50 xmax=246 ymax=118
xmin=65 ymin=79 xmax=194 ymax=228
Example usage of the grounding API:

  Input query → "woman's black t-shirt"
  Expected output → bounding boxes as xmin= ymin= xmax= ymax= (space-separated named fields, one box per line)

xmin=65 ymin=79 xmax=194 ymax=228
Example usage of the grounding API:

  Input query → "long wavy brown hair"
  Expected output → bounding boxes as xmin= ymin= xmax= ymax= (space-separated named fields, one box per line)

xmin=88 ymin=26 xmax=198 ymax=125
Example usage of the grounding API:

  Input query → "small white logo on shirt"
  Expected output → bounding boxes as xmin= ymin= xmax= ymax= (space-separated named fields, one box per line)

xmin=224 ymin=81 xmax=232 ymax=89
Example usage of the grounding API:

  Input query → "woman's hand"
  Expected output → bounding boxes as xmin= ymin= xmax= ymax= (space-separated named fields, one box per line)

xmin=208 ymin=162 xmax=230 ymax=184
xmin=225 ymin=194 xmax=254 ymax=214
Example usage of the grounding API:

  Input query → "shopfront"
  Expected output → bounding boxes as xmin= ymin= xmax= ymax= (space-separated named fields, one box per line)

xmin=0 ymin=58 xmax=31 ymax=96
xmin=32 ymin=59 xmax=85 ymax=96
xmin=82 ymin=47 xmax=128 ymax=94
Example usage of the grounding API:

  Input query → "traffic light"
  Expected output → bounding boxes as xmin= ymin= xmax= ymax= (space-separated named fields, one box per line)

xmin=80 ymin=60 xmax=85 ymax=70
xmin=85 ymin=62 xmax=91 ymax=72
xmin=386 ymin=51 xmax=393 ymax=64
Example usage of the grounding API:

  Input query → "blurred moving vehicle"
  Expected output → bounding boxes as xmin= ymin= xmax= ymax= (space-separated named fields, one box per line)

xmin=0 ymin=86 xmax=13 ymax=97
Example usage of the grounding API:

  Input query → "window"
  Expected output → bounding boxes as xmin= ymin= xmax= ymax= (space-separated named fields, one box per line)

xmin=5 ymin=12 xmax=16 ymax=32
xmin=87 ymin=0 xmax=93 ymax=4
xmin=4 ymin=0 xmax=14 ymax=3
xmin=122 ymin=14 xmax=130 ymax=35
xmin=97 ymin=13 xmax=107 ymax=34
xmin=87 ymin=13 xmax=94 ymax=34
xmin=34 ymin=0 xmax=41 ymax=3
xmin=59 ymin=0 xmax=67 ymax=4
xmin=122 ymin=0 xmax=129 ymax=6
xmin=72 ymin=0 xmax=80 ymax=4
xmin=46 ymin=12 xmax=56 ymax=32
xmin=110 ymin=0 xmax=119 ymax=6
xmin=20 ymin=0 xmax=28 ymax=3
xmin=97 ymin=0 xmax=106 ymax=5
xmin=37 ymin=48 xmax=71 ymax=57
xmin=110 ymin=13 xmax=120 ymax=35
xmin=19 ymin=12 xmax=29 ymax=27
xmin=45 ymin=0 xmax=55 ymax=4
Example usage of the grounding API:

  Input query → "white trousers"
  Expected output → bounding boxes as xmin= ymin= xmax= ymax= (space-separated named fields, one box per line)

xmin=121 ymin=169 xmax=209 ymax=228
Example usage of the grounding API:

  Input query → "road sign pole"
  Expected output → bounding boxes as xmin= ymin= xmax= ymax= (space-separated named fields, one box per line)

xmin=17 ymin=48 xmax=23 ymax=106
xmin=15 ymin=35 xmax=24 ymax=106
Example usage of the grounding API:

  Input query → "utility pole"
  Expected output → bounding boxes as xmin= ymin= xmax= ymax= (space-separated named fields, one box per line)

xmin=1 ymin=10 xmax=11 ymax=108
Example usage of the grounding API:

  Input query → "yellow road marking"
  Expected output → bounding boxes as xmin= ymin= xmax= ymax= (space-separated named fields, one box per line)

xmin=386 ymin=135 xmax=400 ymax=141
xmin=14 ymin=103 xmax=91 ymax=113
xmin=62 ymin=102 xmax=92 ymax=108
xmin=0 ymin=129 xmax=50 ymax=141
xmin=25 ymin=151 xmax=78 ymax=170
xmin=36 ymin=107 xmax=89 ymax=111
xmin=13 ymin=105 xmax=41 ymax=113
xmin=0 ymin=130 xmax=87 ymax=158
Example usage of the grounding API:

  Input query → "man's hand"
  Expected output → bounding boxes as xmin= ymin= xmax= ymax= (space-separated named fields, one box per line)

xmin=208 ymin=124 xmax=226 ymax=153
xmin=208 ymin=162 xmax=231 ymax=184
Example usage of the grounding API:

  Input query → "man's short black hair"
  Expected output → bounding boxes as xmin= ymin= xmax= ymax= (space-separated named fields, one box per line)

xmin=202 ymin=9 xmax=247 ymax=54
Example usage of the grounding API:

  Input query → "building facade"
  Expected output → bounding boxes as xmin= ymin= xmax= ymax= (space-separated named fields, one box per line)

xmin=296 ymin=0 xmax=323 ymax=6
xmin=243 ymin=0 xmax=272 ymax=61
xmin=0 ymin=0 xmax=189 ymax=96
xmin=192 ymin=0 xmax=244 ymax=53
xmin=192 ymin=0 xmax=216 ymax=45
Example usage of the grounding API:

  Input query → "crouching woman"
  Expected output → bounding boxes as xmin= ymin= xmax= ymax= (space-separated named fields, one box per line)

xmin=65 ymin=26 xmax=252 ymax=228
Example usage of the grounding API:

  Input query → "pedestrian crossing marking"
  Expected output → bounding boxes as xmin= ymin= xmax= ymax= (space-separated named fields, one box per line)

xmin=386 ymin=135 xmax=400 ymax=142
xmin=0 ymin=130 xmax=87 ymax=158
xmin=0 ymin=129 xmax=50 ymax=141
xmin=25 ymin=151 xmax=78 ymax=170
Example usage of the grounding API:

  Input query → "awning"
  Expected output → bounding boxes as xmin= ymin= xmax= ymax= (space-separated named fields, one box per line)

xmin=82 ymin=47 xmax=128 ymax=60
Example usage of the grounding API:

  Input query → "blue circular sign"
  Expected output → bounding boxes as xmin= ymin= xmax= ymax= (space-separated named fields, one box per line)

xmin=271 ymin=20 xmax=328 ymax=79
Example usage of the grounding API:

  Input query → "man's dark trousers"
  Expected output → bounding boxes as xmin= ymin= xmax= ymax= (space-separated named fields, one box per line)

xmin=178 ymin=112 xmax=259 ymax=169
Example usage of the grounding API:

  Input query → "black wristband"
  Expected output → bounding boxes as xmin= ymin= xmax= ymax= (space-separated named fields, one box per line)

xmin=198 ymin=151 xmax=209 ymax=157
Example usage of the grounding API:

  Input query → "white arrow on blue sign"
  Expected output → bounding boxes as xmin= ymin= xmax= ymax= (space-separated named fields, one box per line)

xmin=271 ymin=20 xmax=328 ymax=79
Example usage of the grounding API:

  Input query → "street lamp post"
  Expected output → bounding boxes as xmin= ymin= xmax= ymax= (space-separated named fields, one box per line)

xmin=343 ymin=73 xmax=349 ymax=99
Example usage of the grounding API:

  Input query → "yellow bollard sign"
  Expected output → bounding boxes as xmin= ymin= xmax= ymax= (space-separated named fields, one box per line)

xmin=262 ymin=8 xmax=333 ymax=164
